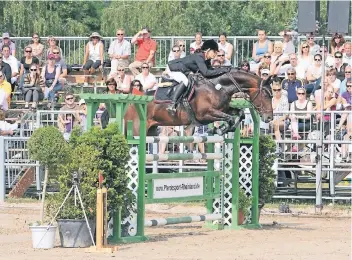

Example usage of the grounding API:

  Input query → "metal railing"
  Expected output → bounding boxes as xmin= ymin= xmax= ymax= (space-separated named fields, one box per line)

xmin=9 ymin=35 xmax=351 ymax=69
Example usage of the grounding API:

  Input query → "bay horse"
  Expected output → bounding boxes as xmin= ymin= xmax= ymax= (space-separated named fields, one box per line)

xmin=125 ymin=68 xmax=273 ymax=136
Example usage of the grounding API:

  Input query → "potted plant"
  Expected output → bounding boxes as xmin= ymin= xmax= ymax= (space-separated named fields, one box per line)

xmin=258 ymin=134 xmax=276 ymax=218
xmin=27 ymin=126 xmax=69 ymax=248
xmin=238 ymin=189 xmax=252 ymax=225
xmin=46 ymin=123 xmax=134 ymax=248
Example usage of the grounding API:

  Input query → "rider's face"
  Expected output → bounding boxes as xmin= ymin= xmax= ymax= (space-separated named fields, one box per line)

xmin=206 ymin=50 xmax=217 ymax=60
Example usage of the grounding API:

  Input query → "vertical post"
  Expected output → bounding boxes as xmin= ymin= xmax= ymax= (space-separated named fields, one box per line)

xmin=206 ymin=128 xmax=214 ymax=215
xmin=329 ymin=115 xmax=335 ymax=198
xmin=0 ymin=137 xmax=5 ymax=202
xmin=96 ymin=188 xmax=103 ymax=248
xmin=231 ymin=127 xmax=241 ymax=229
xmin=251 ymin=109 xmax=260 ymax=226
xmin=86 ymin=102 xmax=94 ymax=130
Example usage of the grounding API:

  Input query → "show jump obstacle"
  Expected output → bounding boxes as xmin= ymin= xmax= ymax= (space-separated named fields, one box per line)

xmin=81 ymin=94 xmax=261 ymax=243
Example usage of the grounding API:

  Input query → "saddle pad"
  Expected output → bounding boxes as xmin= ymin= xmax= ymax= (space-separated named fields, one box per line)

xmin=154 ymin=83 xmax=196 ymax=104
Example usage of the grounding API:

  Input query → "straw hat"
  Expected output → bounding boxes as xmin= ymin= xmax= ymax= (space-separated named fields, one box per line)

xmin=89 ymin=32 xmax=102 ymax=40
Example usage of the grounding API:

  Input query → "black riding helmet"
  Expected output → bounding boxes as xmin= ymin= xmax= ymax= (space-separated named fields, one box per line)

xmin=201 ymin=39 xmax=219 ymax=52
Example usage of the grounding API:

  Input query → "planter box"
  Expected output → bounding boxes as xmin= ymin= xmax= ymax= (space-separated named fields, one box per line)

xmin=57 ymin=219 xmax=95 ymax=248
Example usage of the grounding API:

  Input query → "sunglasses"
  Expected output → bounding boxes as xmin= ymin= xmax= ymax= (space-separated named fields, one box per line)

xmin=179 ymin=45 xmax=185 ymax=47
xmin=335 ymin=56 xmax=342 ymax=58
xmin=345 ymin=71 xmax=351 ymax=73
xmin=117 ymin=69 xmax=124 ymax=71
xmin=53 ymin=52 xmax=60 ymax=54
xmin=66 ymin=97 xmax=74 ymax=101
xmin=242 ymin=65 xmax=249 ymax=67
xmin=173 ymin=50 xmax=180 ymax=52
xmin=133 ymin=84 xmax=140 ymax=87
xmin=272 ymin=89 xmax=281 ymax=92
xmin=116 ymin=33 xmax=124 ymax=36
xmin=297 ymin=92 xmax=306 ymax=95
xmin=287 ymin=73 xmax=295 ymax=76
xmin=217 ymin=54 xmax=225 ymax=57
xmin=25 ymin=50 xmax=32 ymax=53
xmin=33 ymin=37 xmax=39 ymax=39
xmin=264 ymin=55 xmax=271 ymax=58
xmin=30 ymin=69 xmax=37 ymax=71
xmin=49 ymin=39 xmax=56 ymax=42
xmin=302 ymin=46 xmax=308 ymax=49
xmin=346 ymin=85 xmax=352 ymax=88
xmin=142 ymin=66 xmax=149 ymax=69
xmin=108 ymin=83 xmax=116 ymax=86
xmin=320 ymin=50 xmax=327 ymax=53
xmin=314 ymin=59 xmax=321 ymax=61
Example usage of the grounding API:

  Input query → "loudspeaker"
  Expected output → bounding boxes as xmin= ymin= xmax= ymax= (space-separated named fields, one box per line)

xmin=327 ymin=0 xmax=351 ymax=34
xmin=297 ymin=1 xmax=317 ymax=33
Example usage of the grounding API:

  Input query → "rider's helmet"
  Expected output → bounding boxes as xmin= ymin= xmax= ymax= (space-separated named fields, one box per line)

xmin=201 ymin=39 xmax=219 ymax=52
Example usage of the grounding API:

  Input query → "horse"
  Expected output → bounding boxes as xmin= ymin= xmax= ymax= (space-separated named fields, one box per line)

xmin=125 ymin=68 xmax=273 ymax=136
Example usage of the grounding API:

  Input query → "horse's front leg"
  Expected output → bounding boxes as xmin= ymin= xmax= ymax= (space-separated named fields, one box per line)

xmin=227 ymin=110 xmax=246 ymax=133
xmin=202 ymin=109 xmax=235 ymax=135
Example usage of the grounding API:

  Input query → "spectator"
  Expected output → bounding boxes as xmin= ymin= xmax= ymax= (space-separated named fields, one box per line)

xmin=212 ymin=59 xmax=221 ymax=67
xmin=218 ymin=32 xmax=234 ymax=64
xmin=29 ymin=33 xmax=44 ymax=63
xmin=23 ymin=63 xmax=43 ymax=110
xmin=46 ymin=36 xmax=63 ymax=58
xmin=168 ymin=41 xmax=186 ymax=61
xmin=0 ymin=109 xmax=18 ymax=136
xmin=275 ymin=53 xmax=305 ymax=79
xmin=326 ymin=69 xmax=341 ymax=93
xmin=83 ymin=32 xmax=104 ymax=86
xmin=19 ymin=46 xmax=39 ymax=90
xmin=190 ymin=32 xmax=203 ymax=54
xmin=0 ymin=71 xmax=11 ymax=110
xmin=135 ymin=62 xmax=157 ymax=93
xmin=314 ymin=78 xmax=333 ymax=106
xmin=105 ymin=78 xmax=118 ymax=94
xmin=298 ymin=41 xmax=313 ymax=73
xmin=168 ymin=44 xmax=183 ymax=62
xmin=129 ymin=27 xmax=157 ymax=76
xmin=259 ymin=67 xmax=270 ymax=80
xmin=78 ymin=99 xmax=87 ymax=132
xmin=52 ymin=46 xmax=68 ymax=87
xmin=336 ymin=80 xmax=352 ymax=130
xmin=289 ymin=87 xmax=313 ymax=141
xmin=340 ymin=65 xmax=351 ymax=94
xmin=281 ymin=68 xmax=303 ymax=104
xmin=306 ymin=33 xmax=320 ymax=56
xmin=239 ymin=60 xmax=250 ymax=72
xmin=279 ymin=30 xmax=297 ymax=55
xmin=341 ymin=120 xmax=352 ymax=162
xmin=330 ymin=33 xmax=345 ymax=56
xmin=342 ymin=41 xmax=351 ymax=65
xmin=158 ymin=126 xmax=179 ymax=154
xmin=316 ymin=86 xmax=337 ymax=137
xmin=0 ymin=33 xmax=16 ymax=56
xmin=270 ymin=77 xmax=289 ymax=141
xmin=319 ymin=46 xmax=335 ymax=69
xmin=306 ymin=54 xmax=323 ymax=84
xmin=257 ymin=52 xmax=272 ymax=76
xmin=130 ymin=79 xmax=144 ymax=95
xmin=333 ymin=51 xmax=348 ymax=81
xmin=270 ymin=41 xmax=286 ymax=66
xmin=41 ymin=54 xmax=61 ymax=108
xmin=109 ymin=65 xmax=132 ymax=93
xmin=2 ymin=45 xmax=19 ymax=89
xmin=0 ymin=52 xmax=11 ymax=83
xmin=108 ymin=28 xmax=131 ymax=74
xmin=216 ymin=50 xmax=231 ymax=66
xmin=58 ymin=92 xmax=81 ymax=134
xmin=251 ymin=30 xmax=273 ymax=63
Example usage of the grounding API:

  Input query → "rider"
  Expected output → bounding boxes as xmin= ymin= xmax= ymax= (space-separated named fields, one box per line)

xmin=166 ymin=39 xmax=230 ymax=112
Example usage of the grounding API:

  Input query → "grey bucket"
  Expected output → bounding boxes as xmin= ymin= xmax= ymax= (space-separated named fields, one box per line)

xmin=57 ymin=219 xmax=95 ymax=248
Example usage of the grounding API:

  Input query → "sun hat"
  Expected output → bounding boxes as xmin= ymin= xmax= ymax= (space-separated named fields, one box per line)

xmin=79 ymin=99 xmax=86 ymax=105
xmin=2 ymin=32 xmax=10 ymax=39
xmin=89 ymin=32 xmax=102 ymax=40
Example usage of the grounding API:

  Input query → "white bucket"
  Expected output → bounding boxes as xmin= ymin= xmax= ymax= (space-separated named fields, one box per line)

xmin=30 ymin=225 xmax=57 ymax=249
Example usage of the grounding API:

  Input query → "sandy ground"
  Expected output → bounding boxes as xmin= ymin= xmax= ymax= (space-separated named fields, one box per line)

xmin=0 ymin=202 xmax=350 ymax=260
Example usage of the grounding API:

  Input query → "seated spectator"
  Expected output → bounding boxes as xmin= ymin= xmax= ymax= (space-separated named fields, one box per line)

xmin=2 ymin=45 xmax=18 ymax=89
xmin=83 ymin=32 xmax=104 ymax=86
xmin=257 ymin=52 xmax=272 ymax=76
xmin=289 ymin=87 xmax=313 ymax=141
xmin=251 ymin=30 xmax=273 ymax=63
xmin=281 ymin=68 xmax=303 ymax=104
xmin=0 ymin=52 xmax=11 ymax=83
xmin=0 ymin=109 xmax=18 ymax=136
xmin=0 ymin=71 xmax=11 ymax=110
xmin=109 ymin=65 xmax=132 ymax=93
xmin=306 ymin=33 xmax=320 ymax=56
xmin=129 ymin=27 xmax=157 ymax=76
xmin=337 ymin=79 xmax=352 ymax=129
xmin=216 ymin=50 xmax=231 ymax=66
xmin=130 ymin=79 xmax=144 ymax=95
xmin=19 ymin=46 xmax=39 ymax=89
xmin=333 ymin=51 xmax=348 ymax=81
xmin=190 ymin=32 xmax=203 ymax=54
xmin=270 ymin=41 xmax=285 ymax=65
xmin=314 ymin=78 xmax=333 ymax=106
xmin=305 ymin=54 xmax=323 ymax=95
xmin=23 ymin=63 xmax=43 ymax=110
xmin=239 ymin=60 xmax=250 ymax=72
xmin=29 ymin=33 xmax=44 ymax=63
xmin=41 ymin=54 xmax=61 ymax=108
xmin=0 ymin=33 xmax=16 ymax=56
xmin=319 ymin=46 xmax=335 ymax=69
xmin=316 ymin=86 xmax=337 ymax=137
xmin=168 ymin=44 xmax=183 ymax=62
xmin=168 ymin=41 xmax=186 ymax=62
xmin=108 ymin=28 xmax=131 ymax=74
xmin=326 ymin=69 xmax=341 ymax=93
xmin=52 ymin=46 xmax=68 ymax=87
xmin=340 ymin=65 xmax=351 ymax=94
xmin=274 ymin=53 xmax=305 ymax=79
xmin=58 ymin=92 xmax=81 ymax=134
xmin=330 ymin=33 xmax=345 ymax=56
xmin=270 ymin=77 xmax=289 ymax=141
xmin=342 ymin=41 xmax=351 ymax=65
xmin=298 ymin=41 xmax=313 ymax=73
xmin=46 ymin=36 xmax=63 ymax=58
xmin=135 ymin=62 xmax=157 ymax=93
xmin=279 ymin=30 xmax=297 ymax=55
xmin=218 ymin=32 xmax=233 ymax=65
xmin=78 ymin=99 xmax=87 ymax=132
xmin=105 ymin=78 xmax=119 ymax=94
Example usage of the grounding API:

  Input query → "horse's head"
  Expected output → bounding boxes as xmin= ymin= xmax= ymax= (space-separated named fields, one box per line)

xmin=221 ymin=69 xmax=273 ymax=123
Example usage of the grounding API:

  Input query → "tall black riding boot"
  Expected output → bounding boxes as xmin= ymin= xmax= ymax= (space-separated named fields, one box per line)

xmin=167 ymin=83 xmax=187 ymax=112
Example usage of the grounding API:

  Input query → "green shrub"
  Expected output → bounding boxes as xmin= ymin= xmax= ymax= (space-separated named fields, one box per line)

xmin=238 ymin=189 xmax=252 ymax=218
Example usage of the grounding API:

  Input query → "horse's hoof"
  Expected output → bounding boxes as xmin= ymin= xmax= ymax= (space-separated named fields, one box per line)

xmin=216 ymin=128 xmax=223 ymax=136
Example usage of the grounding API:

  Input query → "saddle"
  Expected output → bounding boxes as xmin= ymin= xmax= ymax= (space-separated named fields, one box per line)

xmin=154 ymin=74 xmax=196 ymax=104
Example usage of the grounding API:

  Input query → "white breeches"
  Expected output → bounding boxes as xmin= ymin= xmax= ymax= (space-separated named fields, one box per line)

xmin=166 ymin=66 xmax=189 ymax=86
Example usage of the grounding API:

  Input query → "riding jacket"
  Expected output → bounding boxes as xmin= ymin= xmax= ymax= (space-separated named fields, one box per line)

xmin=168 ymin=52 xmax=229 ymax=77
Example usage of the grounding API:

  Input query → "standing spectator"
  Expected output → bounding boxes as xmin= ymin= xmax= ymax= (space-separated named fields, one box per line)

xmin=279 ymin=30 xmax=297 ymax=55
xmin=19 ymin=46 xmax=39 ymax=89
xmin=0 ymin=71 xmax=11 ymax=110
xmin=306 ymin=33 xmax=320 ymax=56
xmin=281 ymin=68 xmax=303 ymax=104
xmin=2 ymin=45 xmax=18 ymax=90
xmin=0 ymin=33 xmax=16 ymax=56
xmin=168 ymin=40 xmax=186 ymax=62
xmin=46 ymin=36 xmax=63 ymax=58
xmin=216 ymin=50 xmax=231 ymax=66
xmin=29 ymin=33 xmax=44 ymax=63
xmin=239 ymin=60 xmax=250 ymax=72
xmin=297 ymin=41 xmax=313 ymax=73
xmin=333 ymin=51 xmax=348 ymax=81
xmin=251 ymin=30 xmax=273 ymax=63
xmin=218 ymin=32 xmax=234 ymax=65
xmin=0 ymin=53 xmax=11 ymax=83
xmin=342 ymin=42 xmax=351 ymax=65
xmin=41 ymin=54 xmax=61 ymax=108
xmin=330 ymin=33 xmax=345 ymax=56
xmin=190 ymin=32 xmax=203 ymax=54
xmin=340 ymin=65 xmax=351 ymax=94
xmin=23 ymin=63 xmax=43 ymax=110
xmin=135 ymin=62 xmax=157 ymax=93
xmin=83 ymin=32 xmax=104 ymax=86
xmin=108 ymin=28 xmax=131 ymax=74
xmin=109 ymin=65 xmax=132 ymax=93
xmin=129 ymin=27 xmax=157 ymax=76
xmin=52 ymin=46 xmax=68 ymax=87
